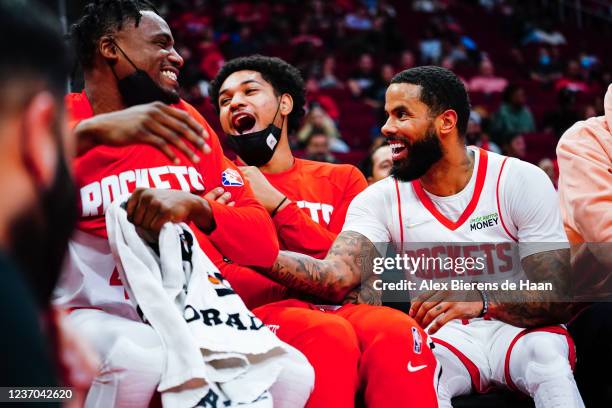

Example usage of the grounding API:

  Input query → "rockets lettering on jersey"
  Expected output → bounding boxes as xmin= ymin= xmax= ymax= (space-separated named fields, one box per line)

xmin=80 ymin=165 xmax=205 ymax=217
xmin=296 ymin=200 xmax=335 ymax=225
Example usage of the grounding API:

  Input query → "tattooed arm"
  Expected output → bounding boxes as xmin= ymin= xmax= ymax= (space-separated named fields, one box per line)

xmin=487 ymin=248 xmax=578 ymax=327
xmin=267 ymin=231 xmax=380 ymax=303
xmin=411 ymin=248 xmax=579 ymax=334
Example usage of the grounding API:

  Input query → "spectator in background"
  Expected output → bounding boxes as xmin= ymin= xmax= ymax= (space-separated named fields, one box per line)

xmin=298 ymin=103 xmax=349 ymax=153
xmin=419 ymin=28 xmax=442 ymax=64
xmin=502 ymin=133 xmax=527 ymax=159
xmin=398 ymin=49 xmax=416 ymax=71
xmin=490 ymin=84 xmax=536 ymax=143
xmin=537 ymin=158 xmax=557 ymax=189
xmin=304 ymin=130 xmax=338 ymax=163
xmin=305 ymin=77 xmax=340 ymax=121
xmin=543 ymin=88 xmax=582 ymax=139
xmin=347 ymin=53 xmax=378 ymax=98
xmin=360 ymin=142 xmax=393 ymax=185
xmin=531 ymin=47 xmax=563 ymax=85
xmin=319 ymin=55 xmax=342 ymax=89
xmin=344 ymin=5 xmax=373 ymax=31
xmin=468 ymin=58 xmax=508 ymax=93
xmin=555 ymin=59 xmax=591 ymax=93
xmin=523 ymin=19 xmax=567 ymax=46
xmin=466 ymin=110 xmax=502 ymax=153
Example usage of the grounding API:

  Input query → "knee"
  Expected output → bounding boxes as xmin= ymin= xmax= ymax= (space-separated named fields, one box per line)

xmin=303 ymin=316 xmax=360 ymax=359
xmin=522 ymin=335 xmax=569 ymax=366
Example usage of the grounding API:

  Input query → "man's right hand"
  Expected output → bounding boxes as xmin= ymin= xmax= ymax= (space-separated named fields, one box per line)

xmin=75 ymin=102 xmax=211 ymax=162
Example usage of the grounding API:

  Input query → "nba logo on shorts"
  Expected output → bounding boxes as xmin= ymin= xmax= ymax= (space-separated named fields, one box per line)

xmin=222 ymin=168 xmax=244 ymax=186
xmin=412 ymin=327 xmax=422 ymax=354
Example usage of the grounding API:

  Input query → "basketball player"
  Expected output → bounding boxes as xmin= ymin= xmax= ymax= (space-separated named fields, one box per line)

xmin=54 ymin=2 xmax=313 ymax=406
xmin=266 ymin=66 xmax=584 ymax=407
xmin=208 ymin=56 xmax=440 ymax=408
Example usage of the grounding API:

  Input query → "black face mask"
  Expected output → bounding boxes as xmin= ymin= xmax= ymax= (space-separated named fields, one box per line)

xmin=9 ymin=145 xmax=78 ymax=308
xmin=111 ymin=41 xmax=179 ymax=107
xmin=391 ymin=125 xmax=444 ymax=182
xmin=225 ymin=102 xmax=283 ymax=167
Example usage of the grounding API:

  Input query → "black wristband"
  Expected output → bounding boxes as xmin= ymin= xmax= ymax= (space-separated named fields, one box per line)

xmin=271 ymin=196 xmax=288 ymax=217
xmin=477 ymin=289 xmax=489 ymax=318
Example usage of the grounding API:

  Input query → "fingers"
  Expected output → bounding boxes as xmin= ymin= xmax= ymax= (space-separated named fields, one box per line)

xmin=409 ymin=290 xmax=437 ymax=318
xmin=157 ymin=104 xmax=211 ymax=154
xmin=142 ymin=134 xmax=179 ymax=164
xmin=428 ymin=309 xmax=460 ymax=335
xmin=421 ymin=301 xmax=451 ymax=329
xmin=203 ymin=187 xmax=232 ymax=205
xmin=413 ymin=291 xmax=447 ymax=326
xmin=142 ymin=120 xmax=199 ymax=164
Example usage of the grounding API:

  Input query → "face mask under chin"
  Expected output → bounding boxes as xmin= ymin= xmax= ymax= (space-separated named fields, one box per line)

xmin=226 ymin=123 xmax=282 ymax=167
xmin=110 ymin=41 xmax=180 ymax=107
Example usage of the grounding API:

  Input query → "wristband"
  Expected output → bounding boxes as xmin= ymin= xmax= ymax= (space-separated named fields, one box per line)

xmin=477 ymin=289 xmax=489 ymax=318
xmin=271 ymin=196 xmax=288 ymax=217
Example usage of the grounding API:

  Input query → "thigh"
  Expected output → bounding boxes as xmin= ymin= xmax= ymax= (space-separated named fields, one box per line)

xmin=67 ymin=308 xmax=161 ymax=356
xmin=434 ymin=319 xmax=494 ymax=393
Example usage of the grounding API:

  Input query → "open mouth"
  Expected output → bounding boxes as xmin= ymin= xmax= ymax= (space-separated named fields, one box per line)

xmin=161 ymin=69 xmax=178 ymax=83
xmin=388 ymin=139 xmax=408 ymax=160
xmin=231 ymin=111 xmax=256 ymax=134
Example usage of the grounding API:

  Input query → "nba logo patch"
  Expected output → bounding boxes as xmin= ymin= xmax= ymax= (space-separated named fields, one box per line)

xmin=412 ymin=326 xmax=422 ymax=354
xmin=222 ymin=168 xmax=244 ymax=186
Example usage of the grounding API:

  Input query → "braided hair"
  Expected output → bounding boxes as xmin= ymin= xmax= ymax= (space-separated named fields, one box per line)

xmin=71 ymin=0 xmax=158 ymax=70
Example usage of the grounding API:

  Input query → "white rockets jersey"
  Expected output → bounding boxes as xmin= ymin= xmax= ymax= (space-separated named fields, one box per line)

xmin=343 ymin=147 xmax=568 ymax=281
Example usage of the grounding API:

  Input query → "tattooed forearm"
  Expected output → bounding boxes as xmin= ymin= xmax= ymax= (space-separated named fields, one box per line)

xmin=487 ymin=248 xmax=577 ymax=327
xmin=268 ymin=231 xmax=379 ymax=303
xmin=343 ymin=272 xmax=382 ymax=306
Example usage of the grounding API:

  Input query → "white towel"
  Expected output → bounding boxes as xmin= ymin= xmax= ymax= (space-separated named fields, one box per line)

xmin=106 ymin=200 xmax=285 ymax=407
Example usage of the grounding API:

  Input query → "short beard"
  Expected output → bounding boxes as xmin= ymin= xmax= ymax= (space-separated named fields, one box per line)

xmin=391 ymin=126 xmax=444 ymax=182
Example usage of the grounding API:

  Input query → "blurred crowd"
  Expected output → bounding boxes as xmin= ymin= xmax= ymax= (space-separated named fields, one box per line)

xmin=154 ymin=0 xmax=611 ymax=189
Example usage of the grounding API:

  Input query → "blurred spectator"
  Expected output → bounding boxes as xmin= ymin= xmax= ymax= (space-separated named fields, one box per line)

xmin=490 ymin=84 xmax=536 ymax=143
xmin=419 ymin=28 xmax=442 ymax=64
xmin=530 ymin=47 xmax=563 ymax=85
xmin=319 ymin=55 xmax=342 ymax=89
xmin=468 ymin=59 xmax=509 ymax=94
xmin=413 ymin=0 xmax=447 ymax=13
xmin=298 ymin=103 xmax=350 ymax=153
xmin=347 ymin=53 xmax=378 ymax=98
xmin=537 ymin=158 xmax=557 ymax=189
xmin=305 ymin=76 xmax=340 ymax=121
xmin=555 ymin=60 xmax=591 ymax=93
xmin=304 ymin=130 xmax=338 ymax=163
xmin=523 ymin=20 xmax=567 ymax=46
xmin=466 ymin=111 xmax=502 ymax=153
xmin=542 ymin=89 xmax=582 ymax=138
xmin=502 ymin=133 xmax=527 ymax=159
xmin=344 ymin=5 xmax=373 ymax=31
xmin=361 ymin=142 xmax=393 ymax=184
xmin=399 ymin=49 xmax=416 ymax=71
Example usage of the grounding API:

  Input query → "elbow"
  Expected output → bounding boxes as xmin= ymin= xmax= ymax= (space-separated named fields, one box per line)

xmin=326 ymin=272 xmax=361 ymax=304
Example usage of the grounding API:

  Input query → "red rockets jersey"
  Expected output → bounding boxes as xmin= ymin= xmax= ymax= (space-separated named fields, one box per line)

xmin=68 ymin=91 xmax=278 ymax=269
xmin=264 ymin=158 xmax=367 ymax=259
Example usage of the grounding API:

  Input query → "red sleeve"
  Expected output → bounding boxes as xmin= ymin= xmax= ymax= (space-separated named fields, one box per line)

xmin=183 ymin=102 xmax=279 ymax=268
xmin=273 ymin=165 xmax=367 ymax=259
xmin=327 ymin=166 xmax=368 ymax=233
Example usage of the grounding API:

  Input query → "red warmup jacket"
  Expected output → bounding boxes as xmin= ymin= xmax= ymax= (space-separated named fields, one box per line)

xmin=265 ymin=158 xmax=367 ymax=259
xmin=68 ymin=91 xmax=279 ymax=272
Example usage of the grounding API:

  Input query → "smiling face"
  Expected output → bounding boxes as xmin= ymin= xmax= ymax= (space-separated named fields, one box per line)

xmin=110 ymin=11 xmax=183 ymax=98
xmin=218 ymin=70 xmax=283 ymax=135
xmin=381 ymin=82 xmax=444 ymax=181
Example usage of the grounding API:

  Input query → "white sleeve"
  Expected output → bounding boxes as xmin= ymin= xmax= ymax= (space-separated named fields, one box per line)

xmin=502 ymin=159 xmax=569 ymax=258
xmin=342 ymin=181 xmax=391 ymax=243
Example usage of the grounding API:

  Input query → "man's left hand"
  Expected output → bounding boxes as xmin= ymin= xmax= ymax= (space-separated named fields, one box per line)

xmin=238 ymin=166 xmax=288 ymax=214
xmin=409 ymin=290 xmax=484 ymax=335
